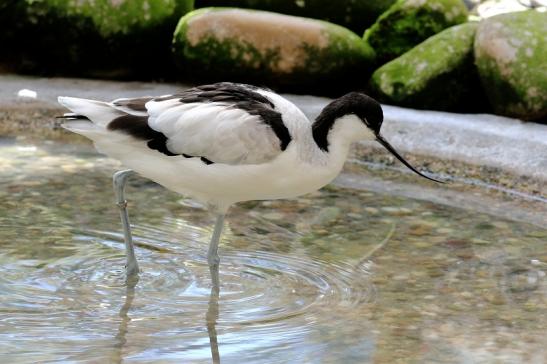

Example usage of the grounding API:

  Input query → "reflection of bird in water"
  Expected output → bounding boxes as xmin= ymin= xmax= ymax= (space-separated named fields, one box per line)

xmin=113 ymin=276 xmax=138 ymax=364
xmin=207 ymin=270 xmax=221 ymax=364
xmin=111 ymin=275 xmax=221 ymax=363
xmin=58 ymin=82 xmax=441 ymax=284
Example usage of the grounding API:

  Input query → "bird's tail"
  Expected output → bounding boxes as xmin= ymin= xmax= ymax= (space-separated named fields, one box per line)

xmin=57 ymin=96 xmax=122 ymax=135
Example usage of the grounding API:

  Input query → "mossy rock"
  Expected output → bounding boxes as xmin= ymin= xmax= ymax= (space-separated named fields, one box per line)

xmin=364 ymin=0 xmax=468 ymax=64
xmin=369 ymin=22 xmax=489 ymax=112
xmin=194 ymin=0 xmax=396 ymax=34
xmin=173 ymin=7 xmax=375 ymax=93
xmin=0 ymin=0 xmax=194 ymax=78
xmin=474 ymin=11 xmax=547 ymax=121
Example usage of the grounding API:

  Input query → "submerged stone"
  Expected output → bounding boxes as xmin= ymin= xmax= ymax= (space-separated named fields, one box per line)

xmin=474 ymin=11 xmax=547 ymax=121
xmin=369 ymin=22 xmax=488 ymax=112
xmin=173 ymin=7 xmax=375 ymax=93
xmin=0 ymin=0 xmax=194 ymax=78
xmin=194 ymin=0 xmax=396 ymax=34
xmin=363 ymin=0 xmax=468 ymax=64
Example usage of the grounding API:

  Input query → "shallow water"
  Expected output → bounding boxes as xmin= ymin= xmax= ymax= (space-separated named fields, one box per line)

xmin=1 ymin=138 xmax=546 ymax=363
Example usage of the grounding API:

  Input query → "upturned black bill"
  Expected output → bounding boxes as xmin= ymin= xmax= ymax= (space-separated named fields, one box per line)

xmin=376 ymin=134 xmax=444 ymax=183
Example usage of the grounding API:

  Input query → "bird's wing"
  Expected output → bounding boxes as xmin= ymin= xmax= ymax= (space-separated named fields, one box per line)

xmin=111 ymin=97 xmax=154 ymax=116
xmin=110 ymin=83 xmax=293 ymax=165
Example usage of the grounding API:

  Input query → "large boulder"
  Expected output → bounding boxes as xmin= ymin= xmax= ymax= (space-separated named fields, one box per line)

xmin=369 ymin=22 xmax=488 ymax=112
xmin=474 ymin=11 xmax=547 ymax=121
xmin=364 ymin=0 xmax=468 ymax=64
xmin=194 ymin=0 xmax=396 ymax=34
xmin=173 ymin=8 xmax=375 ymax=93
xmin=470 ymin=0 xmax=534 ymax=19
xmin=0 ymin=0 xmax=194 ymax=78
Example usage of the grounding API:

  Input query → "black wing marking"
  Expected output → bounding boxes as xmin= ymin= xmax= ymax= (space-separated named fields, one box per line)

xmin=108 ymin=114 xmax=178 ymax=157
xmin=107 ymin=83 xmax=292 ymax=163
xmin=156 ymin=83 xmax=292 ymax=150
xmin=56 ymin=114 xmax=90 ymax=120
xmin=108 ymin=116 xmax=212 ymax=164
xmin=112 ymin=97 xmax=154 ymax=113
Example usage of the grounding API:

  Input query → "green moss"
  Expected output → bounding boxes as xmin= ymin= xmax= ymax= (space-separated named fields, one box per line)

xmin=364 ymin=0 xmax=468 ymax=64
xmin=297 ymin=20 xmax=375 ymax=76
xmin=370 ymin=22 xmax=488 ymax=111
xmin=474 ymin=11 xmax=547 ymax=121
xmin=37 ymin=0 xmax=192 ymax=36
xmin=174 ymin=8 xmax=274 ymax=76
xmin=173 ymin=7 xmax=375 ymax=93
xmin=0 ymin=0 xmax=194 ymax=78
xmin=180 ymin=36 xmax=279 ymax=74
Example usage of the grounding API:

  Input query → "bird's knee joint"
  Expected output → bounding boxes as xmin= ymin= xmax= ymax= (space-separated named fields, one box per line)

xmin=113 ymin=170 xmax=134 ymax=186
xmin=117 ymin=200 xmax=128 ymax=209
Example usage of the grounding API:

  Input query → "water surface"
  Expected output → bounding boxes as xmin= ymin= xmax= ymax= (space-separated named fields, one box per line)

xmin=1 ymin=138 xmax=546 ymax=363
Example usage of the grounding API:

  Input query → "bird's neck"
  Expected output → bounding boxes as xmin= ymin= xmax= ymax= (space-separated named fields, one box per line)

xmin=312 ymin=114 xmax=371 ymax=153
xmin=311 ymin=112 xmax=336 ymax=152
xmin=300 ymin=115 xmax=369 ymax=174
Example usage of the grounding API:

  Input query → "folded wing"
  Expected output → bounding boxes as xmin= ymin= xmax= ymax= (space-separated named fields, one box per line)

xmin=112 ymin=83 xmax=292 ymax=165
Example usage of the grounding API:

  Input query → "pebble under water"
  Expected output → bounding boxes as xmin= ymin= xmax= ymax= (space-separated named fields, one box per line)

xmin=0 ymin=138 xmax=546 ymax=363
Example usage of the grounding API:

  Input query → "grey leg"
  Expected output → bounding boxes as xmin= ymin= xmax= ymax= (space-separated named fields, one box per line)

xmin=113 ymin=170 xmax=139 ymax=278
xmin=206 ymin=280 xmax=221 ymax=364
xmin=207 ymin=214 xmax=225 ymax=362
xmin=207 ymin=214 xmax=225 ymax=289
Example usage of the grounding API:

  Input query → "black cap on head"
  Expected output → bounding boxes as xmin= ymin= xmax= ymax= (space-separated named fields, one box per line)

xmin=346 ymin=92 xmax=384 ymax=135
xmin=313 ymin=92 xmax=384 ymax=151
xmin=314 ymin=92 xmax=443 ymax=183
xmin=318 ymin=92 xmax=383 ymax=133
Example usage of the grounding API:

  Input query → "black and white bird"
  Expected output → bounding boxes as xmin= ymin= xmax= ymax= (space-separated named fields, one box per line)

xmin=58 ymin=82 xmax=440 ymax=284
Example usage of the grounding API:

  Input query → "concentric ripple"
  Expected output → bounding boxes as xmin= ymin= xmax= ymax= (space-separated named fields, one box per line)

xmin=65 ymin=225 xmax=374 ymax=319
xmin=0 ymin=220 xmax=376 ymax=363
xmin=218 ymin=251 xmax=374 ymax=324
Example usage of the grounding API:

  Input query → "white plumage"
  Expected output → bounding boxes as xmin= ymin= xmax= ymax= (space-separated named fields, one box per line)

xmin=151 ymin=102 xmax=281 ymax=164
xmin=58 ymin=82 xmax=439 ymax=281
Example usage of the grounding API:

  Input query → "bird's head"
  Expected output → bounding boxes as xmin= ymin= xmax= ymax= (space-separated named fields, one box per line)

xmin=314 ymin=92 xmax=443 ymax=183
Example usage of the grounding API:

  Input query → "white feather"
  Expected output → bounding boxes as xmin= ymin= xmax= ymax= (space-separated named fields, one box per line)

xmin=146 ymin=99 xmax=281 ymax=164
xmin=57 ymin=96 xmax=122 ymax=127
